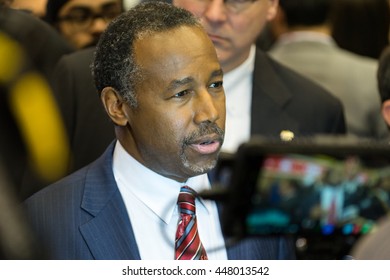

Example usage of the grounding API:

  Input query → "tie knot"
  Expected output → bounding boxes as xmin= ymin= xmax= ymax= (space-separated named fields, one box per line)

xmin=177 ymin=186 xmax=196 ymax=215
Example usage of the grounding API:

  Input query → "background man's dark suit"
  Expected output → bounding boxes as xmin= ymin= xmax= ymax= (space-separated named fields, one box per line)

xmin=24 ymin=142 xmax=296 ymax=259
xmin=250 ymin=49 xmax=345 ymax=135
xmin=52 ymin=47 xmax=345 ymax=175
xmin=52 ymin=47 xmax=115 ymax=173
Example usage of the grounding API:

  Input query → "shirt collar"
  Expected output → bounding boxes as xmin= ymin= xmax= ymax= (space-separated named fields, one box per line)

xmin=224 ymin=44 xmax=256 ymax=90
xmin=113 ymin=141 xmax=212 ymax=225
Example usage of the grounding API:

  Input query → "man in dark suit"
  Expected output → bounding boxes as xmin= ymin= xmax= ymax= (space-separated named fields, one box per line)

xmin=52 ymin=47 xmax=114 ymax=173
xmin=24 ymin=2 xmax=295 ymax=260
xmin=173 ymin=0 xmax=345 ymax=153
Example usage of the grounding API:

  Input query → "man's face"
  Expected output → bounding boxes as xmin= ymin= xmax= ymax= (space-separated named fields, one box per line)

xmin=122 ymin=26 xmax=226 ymax=182
xmin=173 ymin=0 xmax=278 ymax=73
xmin=57 ymin=0 xmax=122 ymax=49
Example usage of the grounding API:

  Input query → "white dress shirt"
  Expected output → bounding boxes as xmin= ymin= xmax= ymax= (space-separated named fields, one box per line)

xmin=221 ymin=45 xmax=255 ymax=154
xmin=113 ymin=141 xmax=228 ymax=260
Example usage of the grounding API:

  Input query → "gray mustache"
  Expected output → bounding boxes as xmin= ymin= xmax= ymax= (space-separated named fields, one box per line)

xmin=183 ymin=123 xmax=224 ymax=146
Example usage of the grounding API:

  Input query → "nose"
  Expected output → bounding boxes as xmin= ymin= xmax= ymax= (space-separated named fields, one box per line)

xmin=203 ymin=0 xmax=228 ymax=23
xmin=193 ymin=90 xmax=222 ymax=125
xmin=89 ymin=17 xmax=107 ymax=34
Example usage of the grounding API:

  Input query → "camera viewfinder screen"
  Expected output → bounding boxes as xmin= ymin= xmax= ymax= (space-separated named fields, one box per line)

xmin=246 ymin=153 xmax=390 ymax=236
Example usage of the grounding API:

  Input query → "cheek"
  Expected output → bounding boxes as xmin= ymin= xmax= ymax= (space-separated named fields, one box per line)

xmin=238 ymin=20 xmax=263 ymax=42
xmin=217 ymin=103 xmax=226 ymax=130
xmin=58 ymin=23 xmax=73 ymax=36
xmin=59 ymin=25 xmax=90 ymax=44
xmin=162 ymin=114 xmax=188 ymax=139
xmin=145 ymin=113 xmax=188 ymax=147
xmin=69 ymin=34 xmax=92 ymax=49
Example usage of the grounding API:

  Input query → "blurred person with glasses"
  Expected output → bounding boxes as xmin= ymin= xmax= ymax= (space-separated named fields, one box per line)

xmin=172 ymin=0 xmax=346 ymax=154
xmin=44 ymin=0 xmax=123 ymax=49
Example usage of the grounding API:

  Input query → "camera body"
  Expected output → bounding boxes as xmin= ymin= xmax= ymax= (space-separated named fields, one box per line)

xmin=213 ymin=136 xmax=390 ymax=259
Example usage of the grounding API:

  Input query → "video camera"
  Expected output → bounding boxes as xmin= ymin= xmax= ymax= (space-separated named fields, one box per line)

xmin=207 ymin=136 xmax=390 ymax=259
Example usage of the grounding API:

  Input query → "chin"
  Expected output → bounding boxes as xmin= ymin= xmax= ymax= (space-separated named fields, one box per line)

xmin=183 ymin=158 xmax=218 ymax=176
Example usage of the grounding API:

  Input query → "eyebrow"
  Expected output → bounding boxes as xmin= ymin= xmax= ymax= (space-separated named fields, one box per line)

xmin=167 ymin=77 xmax=195 ymax=92
xmin=212 ymin=68 xmax=224 ymax=78
xmin=166 ymin=69 xmax=224 ymax=92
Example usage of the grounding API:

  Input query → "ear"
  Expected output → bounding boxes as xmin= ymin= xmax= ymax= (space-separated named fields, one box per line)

xmin=269 ymin=4 xmax=287 ymax=38
xmin=381 ymin=100 xmax=390 ymax=127
xmin=266 ymin=0 xmax=279 ymax=21
xmin=100 ymin=87 xmax=129 ymax=126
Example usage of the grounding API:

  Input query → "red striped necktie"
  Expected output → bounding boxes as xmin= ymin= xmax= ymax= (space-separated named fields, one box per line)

xmin=175 ymin=186 xmax=208 ymax=260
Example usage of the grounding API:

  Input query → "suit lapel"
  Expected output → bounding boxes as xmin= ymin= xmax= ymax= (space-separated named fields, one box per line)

xmin=250 ymin=49 xmax=300 ymax=136
xmin=79 ymin=142 xmax=141 ymax=259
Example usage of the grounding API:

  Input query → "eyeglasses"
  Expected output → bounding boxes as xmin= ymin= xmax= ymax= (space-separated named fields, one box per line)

xmin=195 ymin=0 xmax=258 ymax=14
xmin=58 ymin=3 xmax=122 ymax=30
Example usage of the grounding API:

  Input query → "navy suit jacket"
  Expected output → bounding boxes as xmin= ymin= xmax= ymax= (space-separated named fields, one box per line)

xmin=24 ymin=142 xmax=296 ymax=260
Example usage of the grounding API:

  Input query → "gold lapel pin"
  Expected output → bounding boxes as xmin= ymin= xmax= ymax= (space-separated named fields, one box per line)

xmin=280 ymin=130 xmax=294 ymax=141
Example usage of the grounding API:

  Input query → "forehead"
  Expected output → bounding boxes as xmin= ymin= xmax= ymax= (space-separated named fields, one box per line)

xmin=134 ymin=26 xmax=219 ymax=75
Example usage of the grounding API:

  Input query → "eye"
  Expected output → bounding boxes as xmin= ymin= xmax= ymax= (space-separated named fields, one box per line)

xmin=64 ymin=7 xmax=91 ymax=23
xmin=173 ymin=89 xmax=191 ymax=98
xmin=209 ymin=81 xmax=223 ymax=89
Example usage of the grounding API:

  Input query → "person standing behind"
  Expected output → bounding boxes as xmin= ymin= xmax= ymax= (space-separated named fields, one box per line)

xmin=44 ymin=0 xmax=123 ymax=49
xmin=51 ymin=47 xmax=115 ymax=174
xmin=24 ymin=1 xmax=296 ymax=260
xmin=173 ymin=0 xmax=346 ymax=154
xmin=349 ymin=46 xmax=390 ymax=259
xmin=378 ymin=46 xmax=390 ymax=128
xmin=269 ymin=0 xmax=388 ymax=139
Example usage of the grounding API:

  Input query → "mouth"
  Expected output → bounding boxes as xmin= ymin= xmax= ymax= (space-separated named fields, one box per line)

xmin=207 ymin=33 xmax=226 ymax=44
xmin=189 ymin=135 xmax=222 ymax=155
